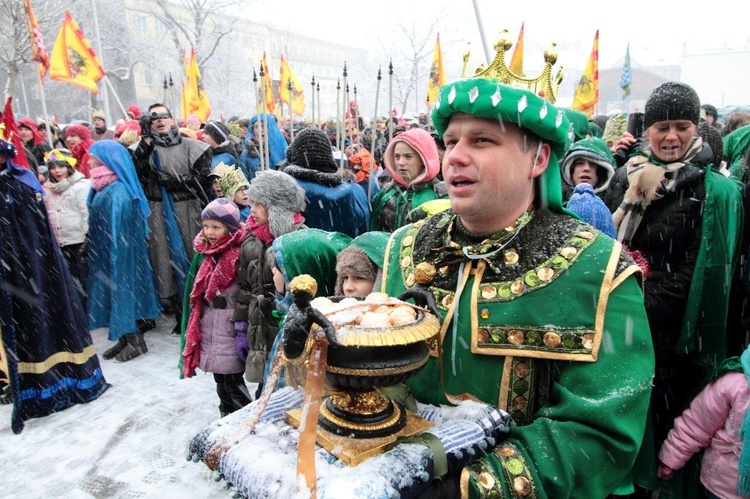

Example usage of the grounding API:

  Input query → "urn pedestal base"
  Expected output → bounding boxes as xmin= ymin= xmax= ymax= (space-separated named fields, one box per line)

xmin=286 ymin=404 xmax=433 ymax=466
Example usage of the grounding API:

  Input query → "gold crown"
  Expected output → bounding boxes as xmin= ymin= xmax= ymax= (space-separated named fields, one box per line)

xmin=462 ymin=29 xmax=563 ymax=104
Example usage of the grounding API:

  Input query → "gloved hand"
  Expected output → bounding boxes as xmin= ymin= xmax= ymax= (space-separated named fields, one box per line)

xmin=235 ymin=321 xmax=249 ymax=362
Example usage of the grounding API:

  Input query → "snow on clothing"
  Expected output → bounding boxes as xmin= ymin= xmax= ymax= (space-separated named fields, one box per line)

xmin=130 ymin=135 xmax=212 ymax=299
xmin=0 ymin=154 xmax=109 ymax=434
xmin=371 ymin=127 xmax=447 ymax=232
xmin=87 ymin=140 xmax=161 ymax=342
xmin=283 ymin=164 xmax=370 ymax=238
xmin=382 ymin=208 xmax=654 ymax=497
xmin=233 ymin=219 xmax=305 ymax=382
xmin=44 ymin=171 xmax=90 ymax=246
xmin=659 ymin=370 xmax=750 ymax=498
xmin=209 ymin=142 xmax=238 ymax=170
xmin=604 ymin=145 xmax=743 ymax=446
xmin=182 ymin=225 xmax=247 ymax=378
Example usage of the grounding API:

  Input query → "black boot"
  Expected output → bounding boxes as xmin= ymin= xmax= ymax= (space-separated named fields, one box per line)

xmin=168 ymin=294 xmax=182 ymax=336
xmin=114 ymin=334 xmax=148 ymax=362
xmin=137 ymin=319 xmax=156 ymax=333
xmin=102 ymin=337 xmax=128 ymax=360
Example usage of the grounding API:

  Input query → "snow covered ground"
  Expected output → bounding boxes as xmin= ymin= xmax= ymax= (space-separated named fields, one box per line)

xmin=0 ymin=317 xmax=240 ymax=498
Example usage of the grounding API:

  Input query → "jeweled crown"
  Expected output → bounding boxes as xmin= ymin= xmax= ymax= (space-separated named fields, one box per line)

xmin=463 ymin=29 xmax=563 ymax=104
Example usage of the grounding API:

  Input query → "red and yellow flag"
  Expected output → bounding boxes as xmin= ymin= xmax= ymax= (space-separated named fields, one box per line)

xmin=260 ymin=52 xmax=275 ymax=113
xmin=279 ymin=55 xmax=305 ymax=116
xmin=0 ymin=97 xmax=30 ymax=169
xmin=49 ymin=11 xmax=105 ymax=94
xmin=425 ymin=33 xmax=445 ymax=109
xmin=24 ymin=0 xmax=50 ymax=80
xmin=509 ymin=22 xmax=524 ymax=75
xmin=184 ymin=48 xmax=211 ymax=122
xmin=572 ymin=30 xmax=599 ymax=118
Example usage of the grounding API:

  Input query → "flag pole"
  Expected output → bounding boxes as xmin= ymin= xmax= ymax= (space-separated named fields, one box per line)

xmin=369 ymin=67 xmax=382 ymax=203
xmin=388 ymin=59 xmax=393 ymax=143
xmin=336 ymin=78 xmax=341 ymax=160
xmin=340 ymin=63 xmax=347 ymax=170
xmin=103 ymin=76 xmax=128 ymax=118
xmin=36 ymin=74 xmax=53 ymax=148
xmin=470 ymin=0 xmax=492 ymax=65
xmin=288 ymin=79 xmax=294 ymax=142
xmin=316 ymin=80 xmax=320 ymax=129
xmin=353 ymin=84 xmax=360 ymax=133
xmin=310 ymin=75 xmax=315 ymax=126
xmin=255 ymin=65 xmax=265 ymax=171
xmin=90 ymin=0 xmax=111 ymax=124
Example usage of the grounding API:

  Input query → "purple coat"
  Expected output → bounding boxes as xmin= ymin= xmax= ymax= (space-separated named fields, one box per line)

xmin=659 ymin=371 xmax=750 ymax=499
xmin=198 ymin=281 xmax=245 ymax=375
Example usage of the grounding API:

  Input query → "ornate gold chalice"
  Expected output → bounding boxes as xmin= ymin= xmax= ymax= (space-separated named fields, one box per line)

xmin=282 ymin=276 xmax=440 ymax=465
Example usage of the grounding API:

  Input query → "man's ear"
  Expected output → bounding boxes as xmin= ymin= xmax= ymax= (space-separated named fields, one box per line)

xmin=530 ymin=142 xmax=551 ymax=179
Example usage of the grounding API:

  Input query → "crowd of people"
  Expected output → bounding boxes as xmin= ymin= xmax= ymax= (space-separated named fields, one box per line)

xmin=2 ymin=75 xmax=750 ymax=497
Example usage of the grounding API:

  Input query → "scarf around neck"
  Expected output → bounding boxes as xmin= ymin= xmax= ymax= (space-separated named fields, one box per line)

xmin=150 ymin=124 xmax=182 ymax=147
xmin=182 ymin=225 xmax=247 ymax=378
xmin=90 ymin=165 xmax=118 ymax=191
xmin=48 ymin=171 xmax=84 ymax=194
xmin=613 ymin=137 xmax=703 ymax=245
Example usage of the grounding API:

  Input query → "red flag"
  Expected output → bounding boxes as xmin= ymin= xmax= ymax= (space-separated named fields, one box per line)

xmin=0 ymin=97 xmax=30 ymax=169
xmin=23 ymin=0 xmax=50 ymax=80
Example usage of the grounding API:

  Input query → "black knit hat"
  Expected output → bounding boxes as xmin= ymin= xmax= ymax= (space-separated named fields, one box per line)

xmin=204 ymin=120 xmax=230 ymax=145
xmin=286 ymin=128 xmax=338 ymax=174
xmin=644 ymin=82 xmax=701 ymax=129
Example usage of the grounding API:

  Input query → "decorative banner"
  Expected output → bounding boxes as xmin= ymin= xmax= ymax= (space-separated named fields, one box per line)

xmin=509 ymin=22 xmax=524 ymax=75
xmin=184 ymin=48 xmax=211 ymax=122
xmin=620 ymin=43 xmax=633 ymax=99
xmin=425 ymin=33 xmax=445 ymax=109
xmin=49 ymin=11 xmax=105 ymax=94
xmin=261 ymin=52 xmax=275 ymax=113
xmin=279 ymin=55 xmax=305 ymax=116
xmin=0 ymin=97 xmax=30 ymax=169
xmin=23 ymin=0 xmax=50 ymax=80
xmin=572 ymin=30 xmax=599 ymax=118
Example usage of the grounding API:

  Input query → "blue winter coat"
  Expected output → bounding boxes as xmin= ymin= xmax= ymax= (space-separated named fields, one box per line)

xmin=283 ymin=164 xmax=370 ymax=238
xmin=87 ymin=181 xmax=161 ymax=340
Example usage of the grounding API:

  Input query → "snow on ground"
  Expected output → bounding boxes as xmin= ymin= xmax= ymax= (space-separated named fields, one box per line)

xmin=0 ymin=317 xmax=241 ymax=498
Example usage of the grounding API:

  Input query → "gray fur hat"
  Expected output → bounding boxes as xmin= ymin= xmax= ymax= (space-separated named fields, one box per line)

xmin=335 ymin=246 xmax=379 ymax=296
xmin=247 ymin=170 xmax=306 ymax=238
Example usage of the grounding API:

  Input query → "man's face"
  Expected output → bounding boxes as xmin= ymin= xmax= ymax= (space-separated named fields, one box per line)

xmin=93 ymin=117 xmax=106 ymax=128
xmin=441 ymin=113 xmax=549 ymax=233
xmin=149 ymin=106 xmax=174 ymax=134
xmin=18 ymin=126 xmax=33 ymax=143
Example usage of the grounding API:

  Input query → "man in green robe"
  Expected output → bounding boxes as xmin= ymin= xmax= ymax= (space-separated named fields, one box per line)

xmin=381 ymin=78 xmax=655 ymax=497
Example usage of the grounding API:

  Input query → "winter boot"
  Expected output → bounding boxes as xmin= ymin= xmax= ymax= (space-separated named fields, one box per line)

xmin=114 ymin=334 xmax=148 ymax=362
xmin=102 ymin=337 xmax=128 ymax=360
xmin=136 ymin=319 xmax=156 ymax=333
xmin=168 ymin=294 xmax=183 ymax=336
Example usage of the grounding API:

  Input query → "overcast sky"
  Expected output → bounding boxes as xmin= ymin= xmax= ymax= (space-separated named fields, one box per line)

xmin=254 ymin=0 xmax=748 ymax=71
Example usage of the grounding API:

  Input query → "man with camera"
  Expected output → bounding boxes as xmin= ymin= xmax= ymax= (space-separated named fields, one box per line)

xmin=130 ymin=103 xmax=212 ymax=334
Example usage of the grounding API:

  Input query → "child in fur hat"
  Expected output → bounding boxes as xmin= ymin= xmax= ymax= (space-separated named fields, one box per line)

xmin=334 ymin=231 xmax=389 ymax=297
xmin=233 ymin=170 xmax=307 ymax=395
xmin=181 ymin=198 xmax=253 ymax=417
